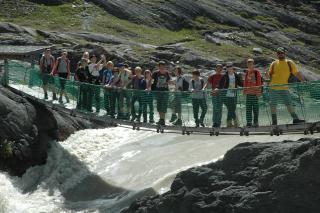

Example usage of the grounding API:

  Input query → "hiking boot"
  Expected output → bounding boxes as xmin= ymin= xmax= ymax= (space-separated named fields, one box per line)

xmin=157 ymin=119 xmax=165 ymax=126
xmin=227 ymin=120 xmax=233 ymax=128
xmin=53 ymin=93 xmax=58 ymax=101
xmin=149 ymin=119 xmax=155 ymax=124
xmin=143 ymin=119 xmax=148 ymax=123
xmin=44 ymin=92 xmax=48 ymax=100
xmin=200 ymin=123 xmax=205 ymax=127
xmin=195 ymin=123 xmax=200 ymax=128
xmin=293 ymin=119 xmax=305 ymax=124
xmin=272 ymin=120 xmax=278 ymax=126
xmin=59 ymin=97 xmax=63 ymax=104
xmin=173 ymin=119 xmax=182 ymax=126
xmin=169 ymin=114 xmax=178 ymax=123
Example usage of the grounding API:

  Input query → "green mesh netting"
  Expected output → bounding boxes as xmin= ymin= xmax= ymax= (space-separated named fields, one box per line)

xmin=7 ymin=60 xmax=320 ymax=127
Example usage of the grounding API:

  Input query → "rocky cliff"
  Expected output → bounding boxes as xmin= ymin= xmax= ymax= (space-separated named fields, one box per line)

xmin=123 ymin=138 xmax=320 ymax=213
xmin=0 ymin=0 xmax=319 ymax=75
xmin=0 ymin=86 xmax=101 ymax=176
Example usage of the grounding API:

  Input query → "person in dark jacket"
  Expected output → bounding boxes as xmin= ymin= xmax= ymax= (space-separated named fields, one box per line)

xmin=219 ymin=62 xmax=243 ymax=127
xmin=130 ymin=67 xmax=147 ymax=122
xmin=75 ymin=58 xmax=92 ymax=111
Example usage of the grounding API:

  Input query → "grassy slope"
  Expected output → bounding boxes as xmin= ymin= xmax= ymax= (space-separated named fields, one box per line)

xmin=0 ymin=0 xmax=282 ymax=62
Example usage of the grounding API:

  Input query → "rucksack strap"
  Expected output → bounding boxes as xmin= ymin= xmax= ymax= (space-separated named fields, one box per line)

xmin=287 ymin=60 xmax=293 ymax=74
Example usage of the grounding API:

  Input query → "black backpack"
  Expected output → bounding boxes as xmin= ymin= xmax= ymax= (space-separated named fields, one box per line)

xmin=182 ymin=77 xmax=189 ymax=91
xmin=191 ymin=79 xmax=204 ymax=90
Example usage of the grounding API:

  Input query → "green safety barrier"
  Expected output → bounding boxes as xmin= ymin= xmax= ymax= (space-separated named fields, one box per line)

xmin=6 ymin=60 xmax=320 ymax=128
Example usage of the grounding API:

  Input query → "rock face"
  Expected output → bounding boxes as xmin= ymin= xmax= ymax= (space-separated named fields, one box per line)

xmin=0 ymin=86 xmax=101 ymax=176
xmin=123 ymin=138 xmax=320 ymax=213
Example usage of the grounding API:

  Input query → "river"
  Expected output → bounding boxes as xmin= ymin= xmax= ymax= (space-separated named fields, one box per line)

xmin=1 ymin=127 xmax=317 ymax=213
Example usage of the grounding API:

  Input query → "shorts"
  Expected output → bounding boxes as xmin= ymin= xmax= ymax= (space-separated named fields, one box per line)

xmin=156 ymin=91 xmax=169 ymax=113
xmin=58 ymin=73 xmax=68 ymax=90
xmin=270 ymin=90 xmax=291 ymax=107
xmin=41 ymin=73 xmax=54 ymax=86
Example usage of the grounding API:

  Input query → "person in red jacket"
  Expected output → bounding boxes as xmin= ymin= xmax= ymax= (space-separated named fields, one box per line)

xmin=52 ymin=51 xmax=70 ymax=104
xmin=243 ymin=59 xmax=263 ymax=127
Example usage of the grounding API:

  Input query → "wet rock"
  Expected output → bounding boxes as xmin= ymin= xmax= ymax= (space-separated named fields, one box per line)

xmin=0 ymin=86 xmax=103 ymax=176
xmin=123 ymin=139 xmax=320 ymax=213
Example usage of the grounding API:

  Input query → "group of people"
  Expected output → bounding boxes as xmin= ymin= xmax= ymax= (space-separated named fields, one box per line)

xmin=39 ymin=47 xmax=306 ymax=128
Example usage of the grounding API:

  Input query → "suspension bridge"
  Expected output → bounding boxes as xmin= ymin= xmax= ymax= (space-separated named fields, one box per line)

xmin=1 ymin=46 xmax=320 ymax=137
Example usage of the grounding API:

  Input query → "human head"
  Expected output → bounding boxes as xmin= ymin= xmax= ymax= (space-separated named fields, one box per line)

xmin=44 ymin=49 xmax=51 ymax=57
xmin=192 ymin=69 xmax=200 ymax=80
xmin=276 ymin=47 xmax=286 ymax=60
xmin=145 ymin=69 xmax=152 ymax=78
xmin=135 ymin=66 xmax=142 ymax=76
xmin=107 ymin=61 xmax=114 ymax=70
xmin=247 ymin=58 xmax=255 ymax=70
xmin=90 ymin=55 xmax=97 ymax=63
xmin=216 ymin=64 xmax=223 ymax=73
xmin=61 ymin=51 xmax=68 ymax=59
xmin=226 ymin=62 xmax=234 ymax=74
xmin=83 ymin=51 xmax=90 ymax=60
xmin=117 ymin=63 xmax=125 ymax=71
xmin=175 ymin=66 xmax=182 ymax=76
xmin=80 ymin=58 xmax=88 ymax=67
xmin=158 ymin=61 xmax=166 ymax=73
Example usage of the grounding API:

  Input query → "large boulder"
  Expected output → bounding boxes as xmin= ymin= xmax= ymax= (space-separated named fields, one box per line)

xmin=0 ymin=86 xmax=101 ymax=176
xmin=123 ymin=138 xmax=320 ymax=213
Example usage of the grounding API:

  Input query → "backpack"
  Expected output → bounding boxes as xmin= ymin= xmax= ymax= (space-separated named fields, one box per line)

xmin=182 ymin=77 xmax=189 ymax=91
xmin=270 ymin=60 xmax=300 ymax=83
xmin=191 ymin=79 xmax=205 ymax=90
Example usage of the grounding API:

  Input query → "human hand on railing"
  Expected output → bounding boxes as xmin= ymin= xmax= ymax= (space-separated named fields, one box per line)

xmin=211 ymin=88 xmax=219 ymax=96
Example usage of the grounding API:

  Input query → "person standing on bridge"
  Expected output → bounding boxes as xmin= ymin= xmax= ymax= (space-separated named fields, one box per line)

xmin=117 ymin=63 xmax=132 ymax=120
xmin=243 ymin=59 xmax=263 ymax=127
xmin=152 ymin=61 xmax=171 ymax=126
xmin=39 ymin=49 xmax=57 ymax=100
xmin=52 ymin=51 xmax=70 ymax=104
xmin=102 ymin=59 xmax=114 ymax=116
xmin=204 ymin=64 xmax=224 ymax=128
xmin=130 ymin=67 xmax=147 ymax=123
xmin=75 ymin=58 xmax=92 ymax=111
xmin=144 ymin=70 xmax=155 ymax=123
xmin=190 ymin=70 xmax=207 ymax=128
xmin=267 ymin=47 xmax=305 ymax=125
xmin=169 ymin=66 xmax=188 ymax=126
xmin=219 ymin=62 xmax=243 ymax=128
xmin=88 ymin=54 xmax=103 ymax=113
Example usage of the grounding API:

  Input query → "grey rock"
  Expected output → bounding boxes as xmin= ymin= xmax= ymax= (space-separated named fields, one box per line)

xmin=123 ymin=139 xmax=320 ymax=213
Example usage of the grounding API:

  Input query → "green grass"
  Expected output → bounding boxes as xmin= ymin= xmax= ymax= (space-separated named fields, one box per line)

xmin=0 ymin=1 xmax=274 ymax=61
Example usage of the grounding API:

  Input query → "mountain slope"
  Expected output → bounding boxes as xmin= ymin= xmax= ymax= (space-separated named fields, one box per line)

xmin=0 ymin=0 xmax=319 ymax=73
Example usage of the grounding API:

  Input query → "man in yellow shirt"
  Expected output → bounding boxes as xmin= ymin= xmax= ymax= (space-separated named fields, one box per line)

xmin=268 ymin=47 xmax=305 ymax=125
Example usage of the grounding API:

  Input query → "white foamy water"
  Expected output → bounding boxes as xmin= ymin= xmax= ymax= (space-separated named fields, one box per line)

xmin=0 ymin=127 xmax=319 ymax=213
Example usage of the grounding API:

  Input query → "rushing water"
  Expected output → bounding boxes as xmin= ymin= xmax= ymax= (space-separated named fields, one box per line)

xmin=1 ymin=127 xmax=317 ymax=213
